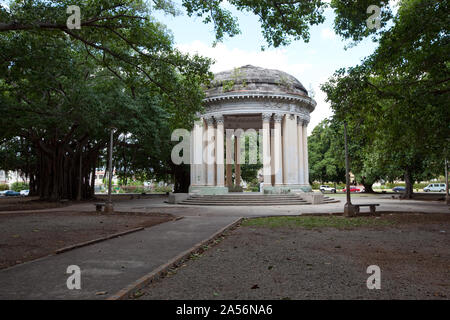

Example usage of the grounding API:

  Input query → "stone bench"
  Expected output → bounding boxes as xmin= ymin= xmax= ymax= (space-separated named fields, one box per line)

xmin=354 ymin=203 xmax=380 ymax=214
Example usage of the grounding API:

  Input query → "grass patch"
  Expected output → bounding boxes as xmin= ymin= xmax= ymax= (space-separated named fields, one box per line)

xmin=241 ymin=216 xmax=394 ymax=229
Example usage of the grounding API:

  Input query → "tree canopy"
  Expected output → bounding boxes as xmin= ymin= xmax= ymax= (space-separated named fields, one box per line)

xmin=318 ymin=0 xmax=449 ymax=197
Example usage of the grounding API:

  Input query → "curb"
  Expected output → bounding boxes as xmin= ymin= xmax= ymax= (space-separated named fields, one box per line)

xmin=107 ymin=217 xmax=244 ymax=300
xmin=55 ymin=227 xmax=145 ymax=254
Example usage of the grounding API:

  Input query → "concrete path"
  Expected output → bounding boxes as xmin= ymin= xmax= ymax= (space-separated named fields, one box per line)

xmin=0 ymin=194 xmax=448 ymax=299
xmin=0 ymin=215 xmax=238 ymax=299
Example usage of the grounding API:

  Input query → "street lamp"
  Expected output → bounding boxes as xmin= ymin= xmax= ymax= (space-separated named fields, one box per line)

xmin=445 ymin=158 xmax=449 ymax=205
xmin=105 ymin=127 xmax=117 ymax=213
xmin=344 ymin=122 xmax=357 ymax=217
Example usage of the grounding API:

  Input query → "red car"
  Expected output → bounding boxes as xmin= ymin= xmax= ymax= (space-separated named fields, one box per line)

xmin=342 ymin=186 xmax=361 ymax=193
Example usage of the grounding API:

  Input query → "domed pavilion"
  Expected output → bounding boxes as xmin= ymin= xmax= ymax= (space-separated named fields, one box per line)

xmin=189 ymin=65 xmax=316 ymax=195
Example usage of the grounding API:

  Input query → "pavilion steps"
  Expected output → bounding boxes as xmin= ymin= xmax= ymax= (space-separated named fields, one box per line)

xmin=323 ymin=196 xmax=340 ymax=204
xmin=179 ymin=194 xmax=311 ymax=206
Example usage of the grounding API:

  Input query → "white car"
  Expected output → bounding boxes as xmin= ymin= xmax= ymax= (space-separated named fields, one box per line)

xmin=20 ymin=190 xmax=30 ymax=196
xmin=423 ymin=183 xmax=446 ymax=192
xmin=319 ymin=185 xmax=336 ymax=193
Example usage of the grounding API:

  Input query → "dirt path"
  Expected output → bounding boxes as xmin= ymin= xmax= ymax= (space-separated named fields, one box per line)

xmin=0 ymin=211 xmax=174 ymax=270
xmin=137 ymin=213 xmax=450 ymax=300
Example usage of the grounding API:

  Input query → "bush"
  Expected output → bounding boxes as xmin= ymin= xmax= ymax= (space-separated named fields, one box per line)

xmin=153 ymin=185 xmax=173 ymax=194
xmin=0 ymin=184 xmax=9 ymax=191
xmin=11 ymin=182 xmax=29 ymax=192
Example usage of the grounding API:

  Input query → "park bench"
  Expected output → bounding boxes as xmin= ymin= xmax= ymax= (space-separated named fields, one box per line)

xmin=354 ymin=203 xmax=380 ymax=214
xmin=95 ymin=202 xmax=106 ymax=212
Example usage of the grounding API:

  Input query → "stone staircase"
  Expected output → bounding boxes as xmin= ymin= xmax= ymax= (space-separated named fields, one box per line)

xmin=323 ymin=196 xmax=340 ymax=204
xmin=178 ymin=193 xmax=311 ymax=206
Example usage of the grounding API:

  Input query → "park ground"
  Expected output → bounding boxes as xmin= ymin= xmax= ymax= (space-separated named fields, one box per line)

xmin=136 ymin=213 xmax=449 ymax=300
xmin=0 ymin=193 xmax=448 ymax=299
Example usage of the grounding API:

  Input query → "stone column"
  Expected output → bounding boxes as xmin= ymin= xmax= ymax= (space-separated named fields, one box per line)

xmin=215 ymin=115 xmax=225 ymax=187
xmin=282 ymin=114 xmax=299 ymax=185
xmin=302 ymin=119 xmax=309 ymax=185
xmin=262 ymin=113 xmax=272 ymax=186
xmin=273 ymin=113 xmax=284 ymax=186
xmin=225 ymin=129 xmax=233 ymax=188
xmin=297 ymin=117 xmax=305 ymax=185
xmin=235 ymin=133 xmax=242 ymax=187
xmin=205 ymin=116 xmax=216 ymax=186
xmin=191 ymin=119 xmax=205 ymax=186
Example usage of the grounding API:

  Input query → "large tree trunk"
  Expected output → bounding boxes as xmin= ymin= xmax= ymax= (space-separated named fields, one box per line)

xmin=402 ymin=170 xmax=414 ymax=199
xmin=360 ymin=177 xmax=375 ymax=193
xmin=33 ymin=139 xmax=102 ymax=201
xmin=173 ymin=164 xmax=190 ymax=193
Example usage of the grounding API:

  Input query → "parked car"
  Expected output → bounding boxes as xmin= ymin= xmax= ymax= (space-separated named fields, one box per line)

xmin=392 ymin=186 xmax=406 ymax=193
xmin=20 ymin=190 xmax=29 ymax=196
xmin=0 ymin=190 xmax=12 ymax=196
xmin=319 ymin=185 xmax=336 ymax=193
xmin=3 ymin=190 xmax=20 ymax=197
xmin=342 ymin=186 xmax=361 ymax=193
xmin=423 ymin=183 xmax=446 ymax=192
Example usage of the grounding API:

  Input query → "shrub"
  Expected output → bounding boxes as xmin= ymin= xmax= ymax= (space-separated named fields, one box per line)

xmin=11 ymin=182 xmax=29 ymax=192
xmin=0 ymin=184 xmax=9 ymax=191
xmin=153 ymin=185 xmax=173 ymax=194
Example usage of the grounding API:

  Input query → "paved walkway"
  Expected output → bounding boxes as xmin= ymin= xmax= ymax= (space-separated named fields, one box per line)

xmin=0 ymin=215 xmax=238 ymax=299
xmin=0 ymin=194 xmax=448 ymax=299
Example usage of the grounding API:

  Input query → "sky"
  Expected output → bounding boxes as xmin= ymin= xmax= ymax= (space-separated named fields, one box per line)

xmin=153 ymin=2 xmax=381 ymax=135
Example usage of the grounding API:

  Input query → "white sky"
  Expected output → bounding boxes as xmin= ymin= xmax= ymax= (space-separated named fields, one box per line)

xmin=154 ymin=2 xmax=382 ymax=134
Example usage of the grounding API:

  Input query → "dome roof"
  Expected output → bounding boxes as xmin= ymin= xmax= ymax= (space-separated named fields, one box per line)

xmin=205 ymin=65 xmax=308 ymax=97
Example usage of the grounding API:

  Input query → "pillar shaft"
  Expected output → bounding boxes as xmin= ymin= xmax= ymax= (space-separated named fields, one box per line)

xmin=225 ymin=130 xmax=233 ymax=188
xmin=297 ymin=118 xmax=305 ymax=185
xmin=262 ymin=113 xmax=272 ymax=186
xmin=205 ymin=117 xmax=216 ymax=186
xmin=302 ymin=122 xmax=309 ymax=185
xmin=282 ymin=114 xmax=299 ymax=185
xmin=273 ymin=113 xmax=283 ymax=185
xmin=216 ymin=115 xmax=225 ymax=187
xmin=235 ymin=135 xmax=241 ymax=187
xmin=191 ymin=119 xmax=205 ymax=186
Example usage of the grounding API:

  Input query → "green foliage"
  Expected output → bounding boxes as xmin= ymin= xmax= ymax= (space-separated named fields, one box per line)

xmin=0 ymin=0 xmax=212 ymax=200
xmin=321 ymin=0 xmax=449 ymax=197
xmin=11 ymin=182 xmax=29 ymax=192
xmin=245 ymin=178 xmax=260 ymax=192
xmin=152 ymin=185 xmax=173 ymax=193
xmin=330 ymin=0 xmax=393 ymax=44
xmin=308 ymin=120 xmax=346 ymax=184
xmin=242 ymin=216 xmax=394 ymax=229
xmin=240 ymin=132 xmax=263 ymax=183
xmin=222 ymin=80 xmax=235 ymax=92
xmin=0 ymin=184 xmax=9 ymax=191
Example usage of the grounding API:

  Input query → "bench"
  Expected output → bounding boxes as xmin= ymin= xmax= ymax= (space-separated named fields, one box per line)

xmin=95 ymin=202 xmax=106 ymax=212
xmin=354 ymin=203 xmax=380 ymax=214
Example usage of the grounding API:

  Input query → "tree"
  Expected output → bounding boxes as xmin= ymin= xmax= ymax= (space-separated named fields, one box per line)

xmin=321 ymin=0 xmax=449 ymax=198
xmin=308 ymin=119 xmax=346 ymax=184
xmin=0 ymin=1 xmax=212 ymax=200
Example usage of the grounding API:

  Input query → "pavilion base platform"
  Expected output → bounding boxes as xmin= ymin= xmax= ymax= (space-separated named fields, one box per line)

xmin=189 ymin=186 xmax=229 ymax=195
xmin=263 ymin=185 xmax=312 ymax=194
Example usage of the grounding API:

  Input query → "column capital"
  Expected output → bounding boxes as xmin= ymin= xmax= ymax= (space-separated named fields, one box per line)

xmin=273 ymin=113 xmax=284 ymax=123
xmin=205 ymin=116 xmax=215 ymax=126
xmin=214 ymin=114 xmax=224 ymax=125
xmin=262 ymin=112 xmax=273 ymax=122
xmin=297 ymin=115 xmax=310 ymax=126
xmin=194 ymin=118 xmax=204 ymax=127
